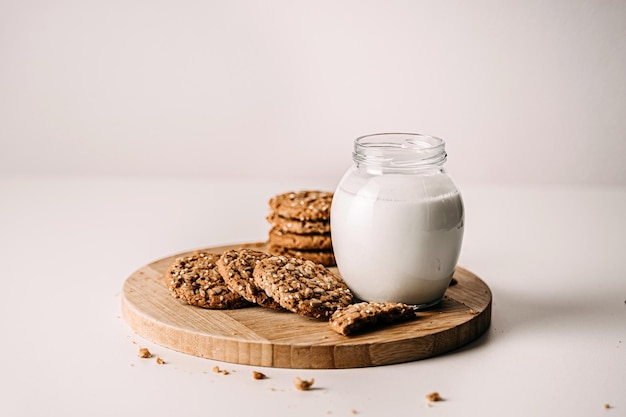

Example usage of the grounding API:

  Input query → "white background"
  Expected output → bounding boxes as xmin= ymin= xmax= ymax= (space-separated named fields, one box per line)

xmin=1 ymin=3 xmax=626 ymax=416
xmin=1 ymin=0 xmax=625 ymax=186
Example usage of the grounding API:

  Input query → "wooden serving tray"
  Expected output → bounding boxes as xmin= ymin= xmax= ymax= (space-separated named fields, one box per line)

xmin=121 ymin=242 xmax=491 ymax=369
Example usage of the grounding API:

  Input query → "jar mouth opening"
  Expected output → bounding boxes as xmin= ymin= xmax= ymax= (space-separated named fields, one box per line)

xmin=356 ymin=132 xmax=444 ymax=149
xmin=354 ymin=133 xmax=447 ymax=168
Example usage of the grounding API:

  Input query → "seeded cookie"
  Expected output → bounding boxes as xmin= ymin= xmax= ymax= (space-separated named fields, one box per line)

xmin=166 ymin=251 xmax=251 ymax=309
xmin=216 ymin=248 xmax=282 ymax=309
xmin=268 ymin=228 xmax=333 ymax=250
xmin=266 ymin=212 xmax=331 ymax=234
xmin=269 ymin=191 xmax=333 ymax=222
xmin=252 ymin=256 xmax=352 ymax=319
xmin=329 ymin=302 xmax=417 ymax=336
xmin=267 ymin=243 xmax=336 ymax=267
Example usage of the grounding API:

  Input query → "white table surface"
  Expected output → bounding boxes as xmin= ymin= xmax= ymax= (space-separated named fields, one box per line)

xmin=1 ymin=175 xmax=624 ymax=417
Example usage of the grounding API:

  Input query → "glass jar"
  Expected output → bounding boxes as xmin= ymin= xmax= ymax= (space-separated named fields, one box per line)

xmin=330 ymin=133 xmax=464 ymax=308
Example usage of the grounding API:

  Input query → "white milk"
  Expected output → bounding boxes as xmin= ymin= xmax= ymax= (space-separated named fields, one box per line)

xmin=331 ymin=172 xmax=464 ymax=306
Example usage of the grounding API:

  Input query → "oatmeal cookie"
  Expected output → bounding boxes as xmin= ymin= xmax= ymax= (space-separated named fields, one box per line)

xmin=269 ymin=191 xmax=333 ymax=221
xmin=329 ymin=301 xmax=417 ymax=336
xmin=268 ymin=228 xmax=332 ymax=250
xmin=216 ymin=248 xmax=282 ymax=309
xmin=266 ymin=212 xmax=331 ymax=234
xmin=252 ymin=255 xmax=352 ymax=319
xmin=166 ymin=251 xmax=250 ymax=309
xmin=267 ymin=243 xmax=336 ymax=267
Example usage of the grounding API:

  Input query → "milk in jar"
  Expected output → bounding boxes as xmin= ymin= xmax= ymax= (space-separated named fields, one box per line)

xmin=330 ymin=133 xmax=464 ymax=307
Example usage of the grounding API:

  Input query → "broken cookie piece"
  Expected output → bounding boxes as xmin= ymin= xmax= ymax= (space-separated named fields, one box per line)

xmin=329 ymin=301 xmax=417 ymax=336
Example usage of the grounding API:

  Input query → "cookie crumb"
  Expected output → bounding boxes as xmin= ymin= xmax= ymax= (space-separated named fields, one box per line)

xmin=155 ymin=357 xmax=165 ymax=365
xmin=351 ymin=410 xmax=358 ymax=414
xmin=426 ymin=392 xmax=443 ymax=402
xmin=604 ymin=403 xmax=611 ymax=409
xmin=252 ymin=371 xmax=267 ymax=380
xmin=211 ymin=366 xmax=229 ymax=375
xmin=138 ymin=347 xmax=152 ymax=358
xmin=294 ymin=377 xmax=315 ymax=391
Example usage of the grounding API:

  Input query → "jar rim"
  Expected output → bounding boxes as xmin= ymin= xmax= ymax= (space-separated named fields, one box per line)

xmin=355 ymin=132 xmax=445 ymax=150
xmin=354 ymin=133 xmax=447 ymax=168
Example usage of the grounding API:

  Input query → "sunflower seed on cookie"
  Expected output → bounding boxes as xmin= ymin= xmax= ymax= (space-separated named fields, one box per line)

xmin=252 ymin=255 xmax=352 ymax=319
xmin=165 ymin=251 xmax=251 ymax=309
xmin=216 ymin=248 xmax=282 ymax=309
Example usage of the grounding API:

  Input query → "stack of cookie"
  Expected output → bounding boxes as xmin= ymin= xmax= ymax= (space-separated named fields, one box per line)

xmin=266 ymin=190 xmax=335 ymax=267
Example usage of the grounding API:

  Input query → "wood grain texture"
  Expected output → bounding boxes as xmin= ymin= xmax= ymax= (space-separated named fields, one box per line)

xmin=121 ymin=243 xmax=492 ymax=369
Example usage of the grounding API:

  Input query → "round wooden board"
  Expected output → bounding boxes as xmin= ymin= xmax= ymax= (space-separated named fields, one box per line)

xmin=121 ymin=243 xmax=492 ymax=369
